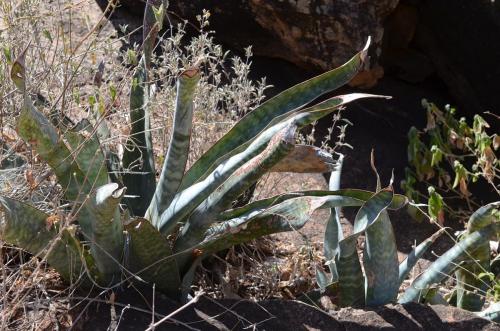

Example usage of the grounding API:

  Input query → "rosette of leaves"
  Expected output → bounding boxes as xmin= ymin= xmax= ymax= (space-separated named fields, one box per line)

xmin=316 ymin=155 xmax=499 ymax=315
xmin=0 ymin=4 xmax=397 ymax=301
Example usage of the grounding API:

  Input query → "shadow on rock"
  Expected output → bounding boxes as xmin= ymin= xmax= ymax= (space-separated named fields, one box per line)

xmin=74 ymin=287 xmax=498 ymax=330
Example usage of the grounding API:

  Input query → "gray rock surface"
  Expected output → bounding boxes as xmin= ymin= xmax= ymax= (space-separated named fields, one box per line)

xmin=78 ymin=293 xmax=499 ymax=330
xmin=119 ymin=0 xmax=399 ymax=71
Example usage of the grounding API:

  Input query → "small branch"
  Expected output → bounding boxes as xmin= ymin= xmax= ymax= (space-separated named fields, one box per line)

xmin=145 ymin=291 xmax=204 ymax=331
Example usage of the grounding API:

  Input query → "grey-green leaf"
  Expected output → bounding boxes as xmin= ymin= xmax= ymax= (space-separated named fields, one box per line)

xmin=64 ymin=119 xmax=109 ymax=190
xmin=324 ymin=153 xmax=344 ymax=281
xmin=79 ymin=183 xmax=125 ymax=283
xmin=124 ymin=217 xmax=181 ymax=299
xmin=179 ymin=39 xmax=371 ymax=189
xmin=398 ymin=228 xmax=446 ymax=285
xmin=17 ymin=99 xmax=90 ymax=202
xmin=456 ymin=202 xmax=499 ymax=311
xmin=364 ymin=209 xmax=399 ymax=306
xmin=399 ymin=222 xmax=499 ymax=304
xmin=0 ymin=196 xmax=99 ymax=286
xmin=146 ymin=68 xmax=200 ymax=226
xmin=175 ymin=124 xmax=296 ymax=255
xmin=158 ymin=94 xmax=386 ymax=235
xmin=336 ymin=189 xmax=394 ymax=307
xmin=122 ymin=58 xmax=156 ymax=216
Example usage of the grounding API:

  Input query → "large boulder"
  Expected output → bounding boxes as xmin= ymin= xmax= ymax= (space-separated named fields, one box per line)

xmin=111 ymin=0 xmax=500 ymax=114
xmin=77 ymin=291 xmax=499 ymax=330
xmin=118 ymin=0 xmax=399 ymax=72
xmin=414 ymin=0 xmax=500 ymax=115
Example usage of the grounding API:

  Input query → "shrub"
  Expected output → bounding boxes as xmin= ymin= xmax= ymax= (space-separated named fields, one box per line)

xmin=402 ymin=100 xmax=499 ymax=224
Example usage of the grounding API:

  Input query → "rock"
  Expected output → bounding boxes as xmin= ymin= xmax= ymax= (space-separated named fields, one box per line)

xmin=76 ymin=288 xmax=499 ymax=330
xmin=118 ymin=0 xmax=399 ymax=73
xmin=414 ymin=0 xmax=500 ymax=115
xmin=333 ymin=303 xmax=500 ymax=330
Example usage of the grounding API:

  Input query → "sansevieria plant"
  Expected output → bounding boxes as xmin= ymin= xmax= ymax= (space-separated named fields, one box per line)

xmin=315 ymin=152 xmax=499 ymax=319
xmin=0 ymin=3 xmax=399 ymax=301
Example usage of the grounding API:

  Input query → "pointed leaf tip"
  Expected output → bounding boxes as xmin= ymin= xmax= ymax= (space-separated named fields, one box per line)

xmin=361 ymin=37 xmax=371 ymax=63
xmin=10 ymin=44 xmax=30 ymax=91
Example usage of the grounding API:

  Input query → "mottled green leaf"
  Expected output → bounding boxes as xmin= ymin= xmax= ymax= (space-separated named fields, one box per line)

xmin=158 ymin=94 xmax=389 ymax=235
xmin=399 ymin=222 xmax=499 ymax=304
xmin=79 ymin=183 xmax=125 ymax=283
xmin=174 ymin=124 xmax=296 ymax=257
xmin=364 ymin=209 xmax=399 ymax=306
xmin=0 ymin=196 xmax=99 ymax=286
xmin=336 ymin=189 xmax=394 ymax=307
xmin=398 ymin=228 xmax=446 ymax=285
xmin=124 ymin=217 xmax=181 ymax=299
xmin=17 ymin=99 xmax=90 ymax=202
xmin=324 ymin=154 xmax=344 ymax=281
xmin=180 ymin=39 xmax=372 ymax=189
xmin=220 ymin=188 xmax=407 ymax=222
xmin=456 ymin=202 xmax=499 ymax=311
xmin=64 ymin=119 xmax=109 ymax=190
xmin=146 ymin=69 xmax=200 ymax=226
xmin=122 ymin=57 xmax=156 ymax=216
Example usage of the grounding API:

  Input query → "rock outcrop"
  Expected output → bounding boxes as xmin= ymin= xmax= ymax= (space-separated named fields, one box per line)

xmin=78 ymin=293 xmax=499 ymax=330
xmin=119 ymin=0 xmax=399 ymax=72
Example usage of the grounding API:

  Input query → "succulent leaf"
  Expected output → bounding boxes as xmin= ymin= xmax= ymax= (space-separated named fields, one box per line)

xmin=220 ymin=189 xmax=407 ymax=222
xmin=190 ymin=189 xmax=402 ymax=276
xmin=146 ymin=68 xmax=200 ymax=226
xmin=0 ymin=196 xmax=99 ymax=286
xmin=456 ymin=202 xmax=499 ymax=311
xmin=324 ymin=154 xmax=344 ymax=281
xmin=336 ymin=189 xmax=394 ymax=307
xmin=77 ymin=183 xmax=125 ymax=283
xmin=364 ymin=209 xmax=399 ymax=305
xmin=122 ymin=57 xmax=156 ymax=216
xmin=64 ymin=119 xmax=109 ymax=190
xmin=17 ymin=99 xmax=91 ymax=202
xmin=174 ymin=124 xmax=297 ymax=256
xmin=180 ymin=39 xmax=372 ymax=189
xmin=185 ymin=93 xmax=389 ymax=190
xmin=398 ymin=228 xmax=446 ymax=285
xmin=158 ymin=94 xmax=386 ymax=235
xmin=399 ymin=222 xmax=499 ymax=304
xmin=124 ymin=217 xmax=181 ymax=298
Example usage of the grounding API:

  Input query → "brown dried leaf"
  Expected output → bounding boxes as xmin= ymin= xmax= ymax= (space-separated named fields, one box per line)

xmin=459 ymin=177 xmax=471 ymax=197
xmin=493 ymin=134 xmax=500 ymax=150
xmin=45 ymin=215 xmax=61 ymax=231
xmin=24 ymin=168 xmax=36 ymax=190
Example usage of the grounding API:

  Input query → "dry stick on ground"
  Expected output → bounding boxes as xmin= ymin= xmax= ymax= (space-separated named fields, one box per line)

xmin=63 ymin=296 xmax=200 ymax=331
xmin=145 ymin=291 xmax=205 ymax=331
